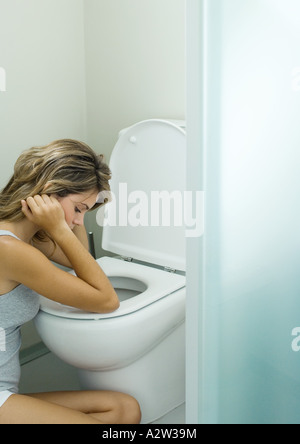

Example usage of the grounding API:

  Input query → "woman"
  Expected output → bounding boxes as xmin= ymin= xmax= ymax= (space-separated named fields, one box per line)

xmin=0 ymin=139 xmax=141 ymax=424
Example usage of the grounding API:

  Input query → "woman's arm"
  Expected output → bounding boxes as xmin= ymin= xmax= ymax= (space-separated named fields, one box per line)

xmin=1 ymin=195 xmax=119 ymax=313
xmin=32 ymin=225 xmax=90 ymax=268
xmin=72 ymin=225 xmax=89 ymax=250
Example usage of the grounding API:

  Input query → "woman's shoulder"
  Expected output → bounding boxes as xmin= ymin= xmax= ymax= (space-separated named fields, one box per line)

xmin=0 ymin=233 xmax=57 ymax=287
xmin=0 ymin=232 xmax=21 ymax=249
xmin=0 ymin=235 xmax=35 ymax=291
xmin=0 ymin=233 xmax=41 ymax=265
xmin=0 ymin=227 xmax=24 ymax=247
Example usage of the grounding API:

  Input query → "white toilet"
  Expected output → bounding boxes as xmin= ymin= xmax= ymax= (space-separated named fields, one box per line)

xmin=34 ymin=119 xmax=187 ymax=424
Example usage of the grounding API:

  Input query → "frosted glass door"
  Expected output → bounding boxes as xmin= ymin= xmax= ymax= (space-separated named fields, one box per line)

xmin=189 ymin=0 xmax=300 ymax=424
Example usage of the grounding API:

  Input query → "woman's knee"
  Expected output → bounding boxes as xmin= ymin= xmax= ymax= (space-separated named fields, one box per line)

xmin=117 ymin=393 xmax=141 ymax=424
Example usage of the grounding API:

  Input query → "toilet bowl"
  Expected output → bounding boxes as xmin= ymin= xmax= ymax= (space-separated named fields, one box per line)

xmin=34 ymin=119 xmax=187 ymax=424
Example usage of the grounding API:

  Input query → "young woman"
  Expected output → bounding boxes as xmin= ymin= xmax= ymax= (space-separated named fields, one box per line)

xmin=0 ymin=139 xmax=141 ymax=424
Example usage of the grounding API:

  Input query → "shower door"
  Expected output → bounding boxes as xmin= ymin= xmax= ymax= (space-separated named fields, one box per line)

xmin=186 ymin=0 xmax=300 ymax=424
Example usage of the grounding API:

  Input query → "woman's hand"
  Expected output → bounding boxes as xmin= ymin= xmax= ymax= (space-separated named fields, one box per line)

xmin=20 ymin=194 xmax=119 ymax=313
xmin=21 ymin=194 xmax=70 ymax=235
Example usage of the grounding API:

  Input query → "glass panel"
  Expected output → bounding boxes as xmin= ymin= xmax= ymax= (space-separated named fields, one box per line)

xmin=194 ymin=0 xmax=300 ymax=424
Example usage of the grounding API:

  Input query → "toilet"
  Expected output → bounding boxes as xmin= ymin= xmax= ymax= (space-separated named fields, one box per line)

xmin=34 ymin=119 xmax=187 ymax=424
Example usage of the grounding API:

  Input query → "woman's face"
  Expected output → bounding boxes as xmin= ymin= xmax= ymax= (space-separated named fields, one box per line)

xmin=56 ymin=190 xmax=99 ymax=229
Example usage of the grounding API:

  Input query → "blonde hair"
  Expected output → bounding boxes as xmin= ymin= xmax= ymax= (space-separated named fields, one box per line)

xmin=0 ymin=139 xmax=111 ymax=240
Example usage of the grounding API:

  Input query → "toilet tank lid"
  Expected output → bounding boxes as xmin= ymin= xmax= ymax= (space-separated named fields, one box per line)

xmin=101 ymin=119 xmax=187 ymax=271
xmin=118 ymin=119 xmax=186 ymax=138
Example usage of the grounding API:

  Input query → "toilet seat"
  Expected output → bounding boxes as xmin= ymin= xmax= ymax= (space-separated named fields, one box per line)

xmin=38 ymin=257 xmax=186 ymax=320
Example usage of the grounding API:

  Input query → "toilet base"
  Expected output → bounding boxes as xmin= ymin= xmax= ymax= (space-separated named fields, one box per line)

xmin=77 ymin=322 xmax=185 ymax=424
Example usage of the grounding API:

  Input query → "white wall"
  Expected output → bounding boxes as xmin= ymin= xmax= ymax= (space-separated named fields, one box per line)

xmin=0 ymin=0 xmax=86 ymax=188
xmin=0 ymin=0 xmax=86 ymax=348
xmin=84 ymin=0 xmax=185 ymax=156
xmin=83 ymin=0 xmax=186 ymax=256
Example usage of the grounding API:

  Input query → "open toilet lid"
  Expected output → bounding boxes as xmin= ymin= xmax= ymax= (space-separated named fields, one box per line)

xmin=101 ymin=120 xmax=186 ymax=272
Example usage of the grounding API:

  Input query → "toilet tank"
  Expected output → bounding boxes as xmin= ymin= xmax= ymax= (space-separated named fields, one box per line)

xmin=100 ymin=119 xmax=186 ymax=272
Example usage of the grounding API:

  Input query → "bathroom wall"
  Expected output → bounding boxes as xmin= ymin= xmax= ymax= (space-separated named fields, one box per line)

xmin=83 ymin=0 xmax=186 ymax=257
xmin=0 ymin=0 xmax=87 ymax=188
xmin=0 ymin=0 xmax=87 ymax=348
xmin=84 ymin=0 xmax=186 ymax=155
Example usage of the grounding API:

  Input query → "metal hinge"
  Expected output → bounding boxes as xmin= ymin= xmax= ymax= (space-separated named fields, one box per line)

xmin=164 ymin=266 xmax=176 ymax=273
xmin=121 ymin=256 xmax=133 ymax=262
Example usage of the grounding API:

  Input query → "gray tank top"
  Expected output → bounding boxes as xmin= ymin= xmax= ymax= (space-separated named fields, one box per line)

xmin=0 ymin=231 xmax=40 ymax=393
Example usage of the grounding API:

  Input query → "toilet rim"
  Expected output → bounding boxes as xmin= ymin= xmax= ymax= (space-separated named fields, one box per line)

xmin=37 ymin=256 xmax=186 ymax=320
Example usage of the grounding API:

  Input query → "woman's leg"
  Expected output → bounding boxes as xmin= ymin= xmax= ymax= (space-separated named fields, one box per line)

xmin=0 ymin=390 xmax=141 ymax=424
xmin=29 ymin=390 xmax=141 ymax=424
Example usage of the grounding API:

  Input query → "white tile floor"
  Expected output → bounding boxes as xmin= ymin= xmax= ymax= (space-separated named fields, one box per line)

xmin=19 ymin=351 xmax=185 ymax=424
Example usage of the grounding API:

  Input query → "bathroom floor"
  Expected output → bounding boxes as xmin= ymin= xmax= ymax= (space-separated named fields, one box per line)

xmin=19 ymin=351 xmax=185 ymax=424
